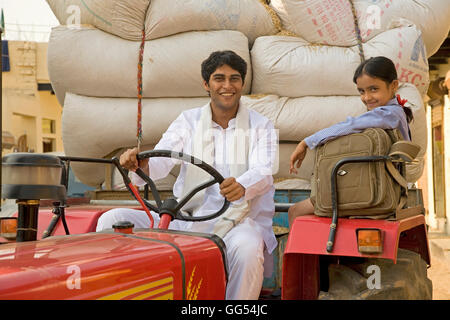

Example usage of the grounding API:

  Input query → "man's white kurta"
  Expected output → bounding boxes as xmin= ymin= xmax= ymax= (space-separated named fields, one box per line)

xmin=131 ymin=104 xmax=278 ymax=254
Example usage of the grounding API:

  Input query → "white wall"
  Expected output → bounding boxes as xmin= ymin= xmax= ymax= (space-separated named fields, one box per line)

xmin=444 ymin=95 xmax=450 ymax=234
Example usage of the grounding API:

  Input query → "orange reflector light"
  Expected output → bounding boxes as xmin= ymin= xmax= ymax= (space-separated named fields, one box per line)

xmin=0 ymin=217 xmax=18 ymax=240
xmin=357 ymin=229 xmax=383 ymax=253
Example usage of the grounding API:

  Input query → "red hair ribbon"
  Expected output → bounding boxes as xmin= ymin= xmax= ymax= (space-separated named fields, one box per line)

xmin=396 ymin=94 xmax=408 ymax=107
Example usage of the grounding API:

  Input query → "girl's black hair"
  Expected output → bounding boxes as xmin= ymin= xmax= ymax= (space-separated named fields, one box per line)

xmin=353 ymin=56 xmax=414 ymax=124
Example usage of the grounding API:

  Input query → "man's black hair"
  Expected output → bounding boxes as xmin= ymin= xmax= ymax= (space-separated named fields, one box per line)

xmin=201 ymin=50 xmax=247 ymax=83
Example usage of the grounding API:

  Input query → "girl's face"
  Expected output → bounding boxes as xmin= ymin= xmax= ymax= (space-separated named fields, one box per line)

xmin=356 ymin=73 xmax=398 ymax=111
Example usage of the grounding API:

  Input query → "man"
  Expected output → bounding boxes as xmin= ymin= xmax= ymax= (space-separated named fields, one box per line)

xmin=96 ymin=51 xmax=278 ymax=300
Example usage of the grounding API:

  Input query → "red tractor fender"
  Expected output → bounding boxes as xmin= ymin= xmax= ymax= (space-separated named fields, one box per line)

xmin=0 ymin=230 xmax=227 ymax=300
xmin=282 ymin=214 xmax=430 ymax=300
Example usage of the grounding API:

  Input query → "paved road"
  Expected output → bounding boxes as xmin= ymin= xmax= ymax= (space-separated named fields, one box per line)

xmin=428 ymin=236 xmax=450 ymax=300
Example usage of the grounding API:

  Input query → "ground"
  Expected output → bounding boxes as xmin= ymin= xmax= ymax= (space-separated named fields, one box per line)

xmin=428 ymin=234 xmax=450 ymax=300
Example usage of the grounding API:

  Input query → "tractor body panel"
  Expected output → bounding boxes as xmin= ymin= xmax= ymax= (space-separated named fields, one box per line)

xmin=282 ymin=214 xmax=430 ymax=300
xmin=10 ymin=205 xmax=141 ymax=239
xmin=0 ymin=229 xmax=226 ymax=300
xmin=285 ymin=214 xmax=429 ymax=263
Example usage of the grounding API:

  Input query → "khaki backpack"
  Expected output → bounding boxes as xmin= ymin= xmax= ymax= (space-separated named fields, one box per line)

xmin=310 ymin=128 xmax=421 ymax=220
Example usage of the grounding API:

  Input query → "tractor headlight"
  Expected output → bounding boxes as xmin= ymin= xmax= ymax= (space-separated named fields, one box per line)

xmin=2 ymin=153 xmax=66 ymax=201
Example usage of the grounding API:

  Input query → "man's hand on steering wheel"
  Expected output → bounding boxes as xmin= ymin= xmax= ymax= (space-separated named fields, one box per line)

xmin=220 ymin=177 xmax=245 ymax=202
xmin=114 ymin=150 xmax=231 ymax=224
xmin=120 ymin=147 xmax=149 ymax=175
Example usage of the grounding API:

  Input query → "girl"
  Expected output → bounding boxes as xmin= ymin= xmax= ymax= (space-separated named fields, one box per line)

xmin=288 ymin=56 xmax=414 ymax=228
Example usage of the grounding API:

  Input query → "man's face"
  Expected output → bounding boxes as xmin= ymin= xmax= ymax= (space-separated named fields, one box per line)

xmin=203 ymin=64 xmax=244 ymax=112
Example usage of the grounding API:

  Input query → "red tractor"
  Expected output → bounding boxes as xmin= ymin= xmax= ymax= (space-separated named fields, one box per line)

xmin=0 ymin=150 xmax=432 ymax=300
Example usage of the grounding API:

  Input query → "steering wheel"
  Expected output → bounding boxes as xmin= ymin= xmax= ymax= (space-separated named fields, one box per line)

xmin=112 ymin=150 xmax=230 ymax=228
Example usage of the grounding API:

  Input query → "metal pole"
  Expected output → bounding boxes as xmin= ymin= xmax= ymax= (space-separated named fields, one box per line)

xmin=16 ymin=200 xmax=40 ymax=242
xmin=327 ymin=155 xmax=390 ymax=253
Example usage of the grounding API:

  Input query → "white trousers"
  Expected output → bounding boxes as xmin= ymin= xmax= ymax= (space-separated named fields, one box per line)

xmin=96 ymin=208 xmax=265 ymax=300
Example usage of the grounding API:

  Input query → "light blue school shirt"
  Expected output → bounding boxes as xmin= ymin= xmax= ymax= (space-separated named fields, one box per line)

xmin=304 ymin=98 xmax=411 ymax=149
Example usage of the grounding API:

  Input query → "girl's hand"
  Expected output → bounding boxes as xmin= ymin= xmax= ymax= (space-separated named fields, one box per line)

xmin=289 ymin=140 xmax=308 ymax=175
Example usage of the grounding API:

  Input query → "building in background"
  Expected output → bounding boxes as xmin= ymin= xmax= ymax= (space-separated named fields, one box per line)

xmin=1 ymin=39 xmax=63 ymax=155
xmin=423 ymin=37 xmax=450 ymax=235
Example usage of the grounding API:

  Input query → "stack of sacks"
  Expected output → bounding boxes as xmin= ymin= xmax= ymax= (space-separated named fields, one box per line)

xmin=63 ymin=83 xmax=426 ymax=189
xmin=47 ymin=0 xmax=280 ymax=44
xmin=48 ymin=0 xmax=449 ymax=191
xmin=250 ymin=0 xmax=450 ymax=188
xmin=270 ymin=0 xmax=450 ymax=57
xmin=46 ymin=0 xmax=281 ymax=188
xmin=251 ymin=23 xmax=430 ymax=97
xmin=48 ymin=26 xmax=253 ymax=106
xmin=250 ymin=21 xmax=430 ymax=188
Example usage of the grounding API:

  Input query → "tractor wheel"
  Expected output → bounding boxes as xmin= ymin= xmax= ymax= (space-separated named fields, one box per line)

xmin=319 ymin=249 xmax=432 ymax=300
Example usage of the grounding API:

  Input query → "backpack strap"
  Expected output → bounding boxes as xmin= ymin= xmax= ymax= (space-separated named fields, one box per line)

xmin=389 ymin=140 xmax=421 ymax=162
xmin=385 ymin=140 xmax=422 ymax=220
xmin=385 ymin=161 xmax=413 ymax=220
xmin=386 ymin=139 xmax=420 ymax=198
xmin=385 ymin=140 xmax=420 ymax=189
xmin=385 ymin=160 xmax=408 ymax=189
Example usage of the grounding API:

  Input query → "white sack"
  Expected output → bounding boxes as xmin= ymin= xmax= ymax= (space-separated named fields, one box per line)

xmin=243 ymin=95 xmax=365 ymax=141
xmin=251 ymin=24 xmax=429 ymax=97
xmin=62 ymin=93 xmax=210 ymax=186
xmin=109 ymin=145 xmax=180 ymax=192
xmin=48 ymin=26 xmax=252 ymax=105
xmin=46 ymin=0 xmax=150 ymax=41
xmin=144 ymin=0 xmax=280 ymax=45
xmin=270 ymin=0 xmax=450 ymax=57
xmin=62 ymin=85 xmax=425 ymax=187
xmin=274 ymin=178 xmax=312 ymax=190
xmin=110 ymin=144 xmax=306 ymax=192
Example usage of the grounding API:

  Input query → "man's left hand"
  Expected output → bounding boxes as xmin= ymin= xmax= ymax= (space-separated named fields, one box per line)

xmin=220 ymin=177 xmax=245 ymax=202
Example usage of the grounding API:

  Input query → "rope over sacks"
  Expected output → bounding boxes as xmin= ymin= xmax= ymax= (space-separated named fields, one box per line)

xmin=137 ymin=28 xmax=145 ymax=150
xmin=349 ymin=0 xmax=365 ymax=63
